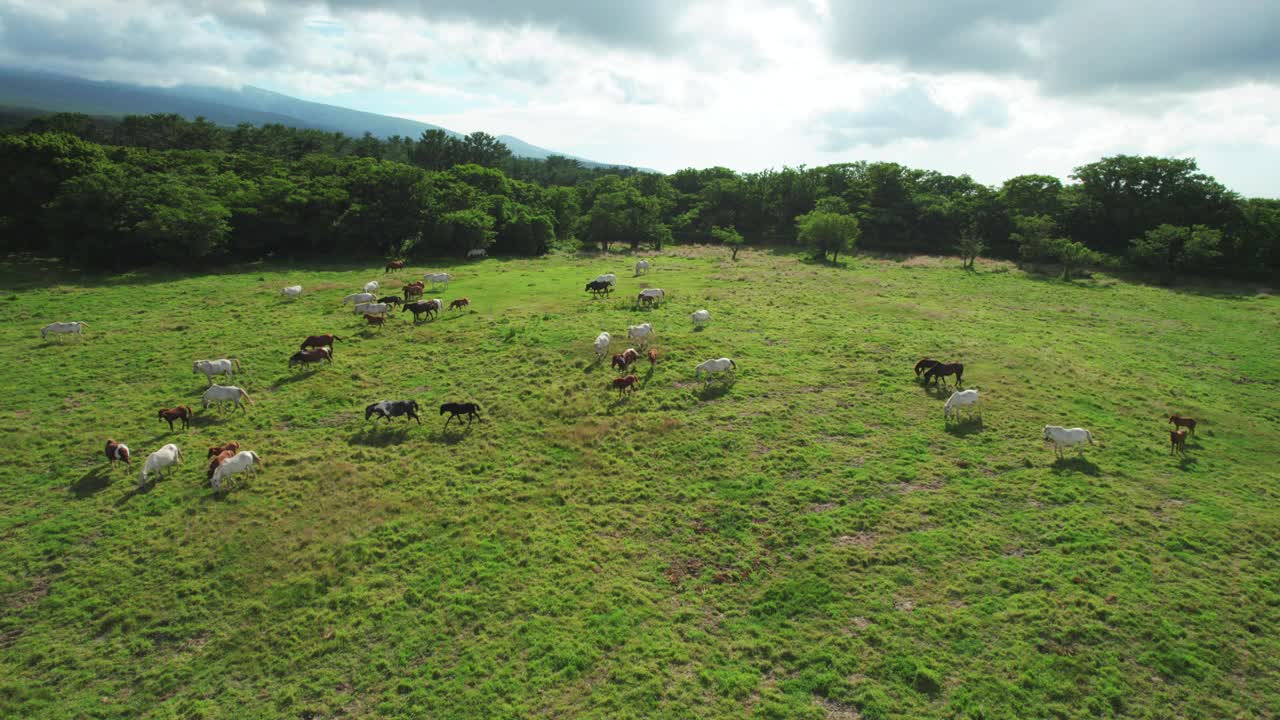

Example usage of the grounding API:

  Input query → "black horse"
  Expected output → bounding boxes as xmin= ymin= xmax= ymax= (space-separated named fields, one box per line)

xmin=403 ymin=300 xmax=439 ymax=322
xmin=922 ymin=362 xmax=964 ymax=387
xmin=440 ymin=402 xmax=481 ymax=427
xmin=377 ymin=295 xmax=402 ymax=307
xmin=365 ymin=400 xmax=421 ymax=424
xmin=585 ymin=280 xmax=612 ymax=296
xmin=914 ymin=357 xmax=940 ymax=377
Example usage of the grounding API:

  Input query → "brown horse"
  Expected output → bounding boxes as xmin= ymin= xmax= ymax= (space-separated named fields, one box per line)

xmin=403 ymin=282 xmax=425 ymax=301
xmin=104 ymin=439 xmax=131 ymax=468
xmin=385 ymin=260 xmax=406 ymax=273
xmin=449 ymin=298 xmax=470 ymax=311
xmin=157 ymin=406 xmax=194 ymax=431
xmin=364 ymin=314 xmax=386 ymax=329
xmin=1169 ymin=415 xmax=1197 ymax=434
xmin=301 ymin=334 xmax=341 ymax=352
xmin=403 ymin=299 xmax=440 ymax=321
xmin=914 ymin=358 xmax=940 ymax=377
xmin=922 ymin=362 xmax=964 ymax=387
xmin=207 ymin=441 xmax=240 ymax=459
xmin=289 ymin=347 xmax=333 ymax=367
xmin=613 ymin=375 xmax=639 ymax=396
xmin=638 ymin=293 xmax=656 ymax=307
xmin=1169 ymin=428 xmax=1188 ymax=454
xmin=611 ymin=349 xmax=639 ymax=371
xmin=207 ymin=449 xmax=237 ymax=480
xmin=647 ymin=348 xmax=658 ymax=367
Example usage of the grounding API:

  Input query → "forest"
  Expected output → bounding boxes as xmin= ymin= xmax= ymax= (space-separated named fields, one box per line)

xmin=1 ymin=111 xmax=1276 ymax=282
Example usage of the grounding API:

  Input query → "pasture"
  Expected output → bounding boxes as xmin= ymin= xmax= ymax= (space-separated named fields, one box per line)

xmin=0 ymin=249 xmax=1277 ymax=719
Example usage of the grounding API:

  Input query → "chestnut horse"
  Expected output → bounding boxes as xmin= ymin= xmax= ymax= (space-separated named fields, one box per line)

xmin=1169 ymin=415 xmax=1197 ymax=434
xmin=1169 ymin=428 xmax=1188 ymax=454
xmin=385 ymin=260 xmax=406 ymax=273
xmin=647 ymin=348 xmax=658 ymax=367
xmin=289 ymin=347 xmax=332 ymax=367
xmin=365 ymin=314 xmax=386 ymax=329
xmin=403 ymin=282 xmax=425 ymax=301
xmin=449 ymin=298 xmax=470 ymax=311
xmin=613 ymin=375 xmax=639 ymax=396
xmin=611 ymin=349 xmax=639 ymax=371
xmin=207 ymin=441 xmax=240 ymax=459
xmin=301 ymin=334 xmax=342 ymax=352
xmin=914 ymin=358 xmax=940 ymax=377
xmin=158 ymin=406 xmax=194 ymax=431
xmin=207 ymin=449 xmax=237 ymax=479
xmin=922 ymin=362 xmax=964 ymax=387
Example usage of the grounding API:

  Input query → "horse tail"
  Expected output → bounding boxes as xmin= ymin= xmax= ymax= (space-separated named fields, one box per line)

xmin=232 ymin=358 xmax=241 ymax=371
xmin=253 ymin=451 xmax=263 ymax=469
xmin=240 ymin=390 xmax=254 ymax=405
xmin=730 ymin=359 xmax=737 ymax=369
xmin=1087 ymin=431 xmax=1094 ymax=444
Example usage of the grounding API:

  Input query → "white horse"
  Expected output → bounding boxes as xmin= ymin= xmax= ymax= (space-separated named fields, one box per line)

xmin=943 ymin=389 xmax=980 ymax=421
xmin=423 ymin=272 xmax=451 ymax=290
xmin=467 ymin=248 xmax=487 ymax=259
xmin=695 ymin=357 xmax=737 ymax=380
xmin=638 ymin=288 xmax=665 ymax=305
xmin=634 ymin=260 xmax=650 ymax=275
xmin=627 ymin=323 xmax=653 ymax=345
xmin=139 ymin=443 xmax=183 ymax=487
xmin=593 ymin=331 xmax=611 ymax=358
xmin=691 ymin=309 xmax=711 ymax=327
xmin=281 ymin=285 xmax=302 ymax=298
xmin=210 ymin=450 xmax=263 ymax=492
xmin=343 ymin=292 xmax=376 ymax=305
xmin=41 ymin=321 xmax=86 ymax=339
xmin=1043 ymin=425 xmax=1094 ymax=457
xmin=203 ymin=384 xmax=254 ymax=412
xmin=193 ymin=358 xmax=240 ymax=385
xmin=594 ymin=273 xmax=617 ymax=285
xmin=363 ymin=280 xmax=380 ymax=294
xmin=354 ymin=302 xmax=392 ymax=316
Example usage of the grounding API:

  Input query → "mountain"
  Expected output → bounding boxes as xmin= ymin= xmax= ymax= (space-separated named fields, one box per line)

xmin=0 ymin=67 xmax=626 ymax=168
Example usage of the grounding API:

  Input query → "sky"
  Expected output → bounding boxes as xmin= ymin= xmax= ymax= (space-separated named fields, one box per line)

xmin=2 ymin=0 xmax=1278 ymax=196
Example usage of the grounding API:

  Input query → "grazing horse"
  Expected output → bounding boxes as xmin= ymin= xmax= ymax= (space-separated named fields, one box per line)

xmin=289 ymin=347 xmax=333 ymax=367
xmin=1169 ymin=414 xmax=1197 ymax=435
xmin=210 ymin=450 xmax=263 ymax=492
xmin=611 ymin=349 xmax=639 ymax=371
xmin=593 ymin=331 xmax=611 ymax=358
xmin=585 ymin=280 xmax=613 ymax=296
xmin=364 ymin=280 xmax=380 ymax=295
xmin=440 ymin=402 xmax=481 ymax=427
xmin=423 ymin=273 xmax=451 ymax=290
xmin=104 ymin=439 xmax=131 ymax=469
xmin=922 ymin=362 xmax=963 ymax=387
xmin=385 ymin=260 xmax=406 ymax=273
xmin=449 ymin=298 xmax=470 ymax=311
xmin=914 ymin=358 xmax=940 ymax=377
xmin=691 ymin=309 xmax=711 ymax=328
xmin=403 ymin=300 xmax=440 ymax=322
xmin=366 ymin=400 xmax=421 ymax=424
xmin=403 ymin=282 xmax=425 ymax=301
xmin=943 ymin=389 xmax=981 ymax=421
xmin=635 ymin=259 xmax=650 ymax=275
xmin=377 ymin=295 xmax=402 ymax=307
xmin=281 ymin=285 xmax=303 ymax=298
xmin=1170 ymin=428 xmax=1189 ymax=454
xmin=637 ymin=288 xmax=665 ymax=307
xmin=343 ymin=292 xmax=376 ymax=305
xmin=627 ymin=323 xmax=653 ymax=345
xmin=206 ymin=441 xmax=240 ymax=459
xmin=1043 ymin=426 xmax=1094 ymax=458
xmin=157 ymin=406 xmax=194 ymax=431
xmin=41 ymin=321 xmax=87 ymax=339
xmin=364 ymin=314 xmax=386 ymax=329
xmin=647 ymin=348 xmax=658 ymax=367
xmin=300 ymin=334 xmax=341 ymax=352
xmin=466 ymin=248 xmax=487 ymax=260
xmin=202 ymin=385 xmax=253 ymax=412
xmin=612 ymin=375 xmax=639 ymax=397
xmin=594 ymin=273 xmax=617 ymax=286
xmin=354 ymin=302 xmax=392 ymax=316
xmin=695 ymin=357 xmax=737 ymax=380
xmin=193 ymin=358 xmax=240 ymax=386
xmin=139 ymin=443 xmax=183 ymax=487
xmin=207 ymin=448 xmax=236 ymax=480
xmin=638 ymin=293 xmax=656 ymax=307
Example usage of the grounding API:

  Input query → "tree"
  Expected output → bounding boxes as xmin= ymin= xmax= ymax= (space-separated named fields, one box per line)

xmin=956 ymin=227 xmax=986 ymax=269
xmin=1010 ymin=214 xmax=1060 ymax=265
xmin=1054 ymin=239 xmax=1099 ymax=280
xmin=1130 ymin=224 xmax=1223 ymax=284
xmin=796 ymin=196 xmax=860 ymax=263
xmin=711 ymin=225 xmax=745 ymax=260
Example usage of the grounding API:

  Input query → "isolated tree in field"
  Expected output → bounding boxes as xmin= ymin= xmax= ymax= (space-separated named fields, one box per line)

xmin=1053 ymin=239 xmax=1099 ymax=280
xmin=956 ymin=226 xmax=986 ymax=269
xmin=711 ymin=225 xmax=745 ymax=260
xmin=1130 ymin=224 xmax=1223 ymax=284
xmin=796 ymin=196 xmax=860 ymax=263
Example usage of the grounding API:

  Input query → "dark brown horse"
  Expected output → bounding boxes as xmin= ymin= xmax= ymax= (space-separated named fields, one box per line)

xmin=613 ymin=375 xmax=639 ymax=396
xmin=364 ymin=314 xmax=386 ymax=329
xmin=440 ymin=402 xmax=481 ymax=427
xmin=611 ymin=349 xmax=639 ymax=371
xmin=289 ymin=347 xmax=333 ymax=367
xmin=301 ymin=334 xmax=342 ymax=352
xmin=403 ymin=282 xmax=425 ymax=301
xmin=157 ymin=406 xmax=194 ymax=431
xmin=377 ymin=295 xmax=402 ymax=307
xmin=403 ymin=299 xmax=440 ymax=321
xmin=914 ymin=358 xmax=940 ymax=377
xmin=1170 ymin=428 xmax=1188 ymax=454
xmin=922 ymin=362 xmax=964 ymax=387
xmin=449 ymin=298 xmax=470 ymax=311
xmin=104 ymin=439 xmax=131 ymax=468
xmin=1169 ymin=415 xmax=1197 ymax=434
xmin=385 ymin=260 xmax=406 ymax=273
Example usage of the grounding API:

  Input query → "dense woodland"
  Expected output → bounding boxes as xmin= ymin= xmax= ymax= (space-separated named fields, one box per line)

xmin=1 ymin=111 xmax=1276 ymax=282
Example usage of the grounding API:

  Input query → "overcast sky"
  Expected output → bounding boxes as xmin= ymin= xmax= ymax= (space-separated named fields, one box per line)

xmin=3 ymin=0 xmax=1278 ymax=196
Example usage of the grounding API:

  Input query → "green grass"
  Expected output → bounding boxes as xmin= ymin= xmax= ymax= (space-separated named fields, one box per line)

xmin=0 ymin=248 xmax=1277 ymax=719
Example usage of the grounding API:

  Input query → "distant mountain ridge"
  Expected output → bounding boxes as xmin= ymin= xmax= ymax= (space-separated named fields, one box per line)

xmin=0 ymin=67 xmax=628 ymax=168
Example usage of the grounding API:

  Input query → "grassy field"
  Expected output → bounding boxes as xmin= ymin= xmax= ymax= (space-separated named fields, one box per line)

xmin=0 ymin=248 xmax=1277 ymax=719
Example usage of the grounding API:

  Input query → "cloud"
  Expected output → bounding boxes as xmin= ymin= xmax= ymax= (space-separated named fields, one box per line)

xmin=816 ymin=82 xmax=1009 ymax=150
xmin=825 ymin=0 xmax=1280 ymax=96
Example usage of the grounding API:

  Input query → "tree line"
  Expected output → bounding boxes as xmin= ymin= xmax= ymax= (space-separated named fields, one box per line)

xmin=1 ymin=111 xmax=1275 ymax=282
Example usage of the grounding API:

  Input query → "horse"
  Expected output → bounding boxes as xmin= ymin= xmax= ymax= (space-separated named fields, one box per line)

xmin=157 ymin=406 xmax=194 ymax=431
xmin=691 ymin=309 xmax=711 ymax=328
xmin=1169 ymin=415 xmax=1197 ymax=435
xmin=403 ymin=282 xmax=425 ymax=301
xmin=385 ymin=260 xmax=406 ymax=273
xmin=377 ymin=295 xmax=402 ymax=307
xmin=612 ymin=375 xmax=639 ymax=397
xmin=207 ymin=448 xmax=237 ymax=480
xmin=289 ymin=347 xmax=333 ymax=367
xmin=914 ymin=358 xmax=940 ymax=377
xmin=1043 ymin=426 xmax=1094 ymax=458
xmin=449 ymin=298 xmax=470 ymax=311
xmin=354 ymin=302 xmax=392 ymax=316
xmin=423 ymin=273 xmax=451 ymax=290
xmin=193 ymin=358 xmax=240 ymax=386
xmin=104 ymin=439 xmax=131 ymax=469
xmin=300 ymin=334 xmax=341 ymax=352
xmin=922 ymin=362 xmax=963 ymax=387
xmin=466 ymin=248 xmax=487 ymax=260
xmin=695 ymin=357 xmax=737 ymax=380
xmin=343 ymin=292 xmax=376 ymax=305
xmin=366 ymin=400 xmax=420 ymax=424
xmin=203 ymin=385 xmax=253 ymax=412
xmin=627 ymin=323 xmax=653 ymax=345
xmin=638 ymin=293 xmax=656 ymax=307
xmin=1170 ymin=428 xmax=1189 ymax=454
xmin=943 ymin=389 xmax=980 ymax=421
xmin=210 ymin=450 xmax=262 ymax=492
xmin=403 ymin=300 xmax=441 ymax=322
xmin=585 ymin=280 xmax=613 ymax=296
xmin=206 ymin=441 xmax=240 ymax=459
xmin=440 ymin=402 xmax=481 ymax=427
xmin=365 ymin=314 xmax=387 ymax=329
xmin=611 ymin=349 xmax=639 ymax=371
xmin=647 ymin=348 xmax=658 ymax=367
xmin=593 ymin=331 xmax=611 ymax=358
xmin=139 ymin=443 xmax=182 ymax=487
xmin=363 ymin=280 xmax=380 ymax=295
xmin=41 ymin=321 xmax=87 ymax=340
xmin=634 ymin=259 xmax=650 ymax=275
xmin=637 ymin=288 xmax=664 ymax=306
xmin=593 ymin=273 xmax=617 ymax=285
xmin=281 ymin=285 xmax=303 ymax=298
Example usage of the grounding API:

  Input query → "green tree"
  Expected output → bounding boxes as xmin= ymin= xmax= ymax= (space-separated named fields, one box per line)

xmin=1054 ymin=239 xmax=1099 ymax=280
xmin=1011 ymin=214 xmax=1060 ymax=265
xmin=1130 ymin=224 xmax=1223 ymax=283
xmin=796 ymin=196 xmax=860 ymax=263
xmin=711 ymin=225 xmax=745 ymax=260
xmin=957 ymin=227 xmax=986 ymax=269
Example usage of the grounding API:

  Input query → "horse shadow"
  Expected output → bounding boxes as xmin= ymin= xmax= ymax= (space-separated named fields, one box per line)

xmin=944 ymin=417 xmax=984 ymax=436
xmin=272 ymin=369 xmax=321 ymax=388
xmin=1177 ymin=455 xmax=1198 ymax=471
xmin=114 ymin=480 xmax=156 ymax=506
xmin=348 ymin=426 xmax=412 ymax=446
xmin=920 ymin=382 xmax=953 ymax=399
xmin=188 ymin=414 xmax=224 ymax=428
xmin=694 ymin=379 xmax=735 ymax=401
xmin=1050 ymin=456 xmax=1101 ymax=476
xmin=430 ymin=426 xmax=472 ymax=444
xmin=693 ymin=326 xmax=706 ymax=333
xmin=69 ymin=467 xmax=115 ymax=498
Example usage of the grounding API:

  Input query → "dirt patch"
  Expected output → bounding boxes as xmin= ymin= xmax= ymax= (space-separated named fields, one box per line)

xmin=894 ymin=481 xmax=942 ymax=494
xmin=809 ymin=502 xmax=838 ymax=513
xmin=665 ymin=558 xmax=703 ymax=585
xmin=4 ymin=575 xmax=51 ymax=610
xmin=835 ymin=533 xmax=877 ymax=548
xmin=815 ymin=696 xmax=862 ymax=719
xmin=847 ymin=616 xmax=870 ymax=630
xmin=318 ymin=411 xmax=358 ymax=427
xmin=894 ymin=598 xmax=917 ymax=612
